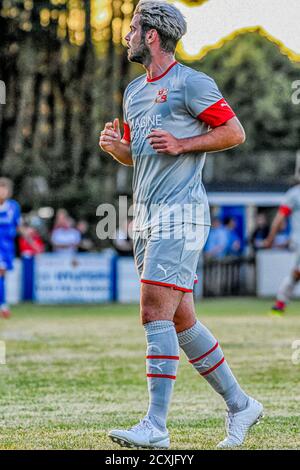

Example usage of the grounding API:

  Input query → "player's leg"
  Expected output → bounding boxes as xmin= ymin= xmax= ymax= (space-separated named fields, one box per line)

xmin=141 ymin=283 xmax=183 ymax=432
xmin=109 ymin=228 xmax=183 ymax=448
xmin=272 ymin=268 xmax=300 ymax=314
xmin=174 ymin=292 xmax=263 ymax=448
xmin=0 ymin=267 xmax=10 ymax=319
xmin=109 ymin=283 xmax=183 ymax=448
xmin=174 ymin=293 xmax=248 ymax=412
xmin=0 ymin=270 xmax=5 ymax=309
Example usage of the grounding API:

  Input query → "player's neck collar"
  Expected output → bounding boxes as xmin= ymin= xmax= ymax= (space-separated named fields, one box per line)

xmin=146 ymin=60 xmax=178 ymax=83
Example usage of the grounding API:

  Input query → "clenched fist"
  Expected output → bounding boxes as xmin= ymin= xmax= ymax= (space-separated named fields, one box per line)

xmin=99 ymin=118 xmax=121 ymax=153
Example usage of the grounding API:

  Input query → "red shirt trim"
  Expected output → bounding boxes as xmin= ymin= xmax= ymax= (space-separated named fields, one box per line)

xmin=146 ymin=61 xmax=178 ymax=82
xmin=123 ymin=122 xmax=131 ymax=142
xmin=197 ymin=98 xmax=236 ymax=128
xmin=279 ymin=205 xmax=292 ymax=216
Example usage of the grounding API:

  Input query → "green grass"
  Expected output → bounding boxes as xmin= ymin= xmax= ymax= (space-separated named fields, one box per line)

xmin=0 ymin=298 xmax=300 ymax=450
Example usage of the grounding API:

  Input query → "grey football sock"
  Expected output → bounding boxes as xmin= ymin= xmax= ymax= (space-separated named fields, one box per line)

xmin=144 ymin=320 xmax=179 ymax=432
xmin=277 ymin=274 xmax=297 ymax=304
xmin=178 ymin=320 xmax=248 ymax=413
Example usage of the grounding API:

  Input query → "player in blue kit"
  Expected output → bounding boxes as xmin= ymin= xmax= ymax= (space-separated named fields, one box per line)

xmin=0 ymin=177 xmax=21 ymax=319
xmin=100 ymin=0 xmax=263 ymax=449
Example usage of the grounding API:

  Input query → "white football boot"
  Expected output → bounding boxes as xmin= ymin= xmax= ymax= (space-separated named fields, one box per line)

xmin=217 ymin=397 xmax=264 ymax=448
xmin=109 ymin=417 xmax=170 ymax=449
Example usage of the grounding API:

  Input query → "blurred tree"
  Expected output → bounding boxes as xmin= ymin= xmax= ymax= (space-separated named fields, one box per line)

xmin=193 ymin=32 xmax=300 ymax=189
xmin=0 ymin=0 xmax=137 ymax=225
xmin=0 ymin=0 xmax=300 ymax=245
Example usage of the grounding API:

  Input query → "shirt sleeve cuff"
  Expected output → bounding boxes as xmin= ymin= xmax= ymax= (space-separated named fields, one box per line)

xmin=123 ymin=122 xmax=131 ymax=142
xmin=279 ymin=205 xmax=292 ymax=216
xmin=197 ymin=98 xmax=236 ymax=128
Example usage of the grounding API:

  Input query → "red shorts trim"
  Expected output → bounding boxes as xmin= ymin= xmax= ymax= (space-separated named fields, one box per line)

xmin=200 ymin=357 xmax=225 ymax=377
xmin=141 ymin=279 xmax=193 ymax=293
xmin=147 ymin=373 xmax=176 ymax=380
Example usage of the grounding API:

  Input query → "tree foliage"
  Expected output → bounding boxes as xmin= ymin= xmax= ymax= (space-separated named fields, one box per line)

xmin=194 ymin=32 xmax=300 ymax=189
xmin=0 ymin=0 xmax=137 ymax=218
xmin=0 ymin=0 xmax=300 ymax=224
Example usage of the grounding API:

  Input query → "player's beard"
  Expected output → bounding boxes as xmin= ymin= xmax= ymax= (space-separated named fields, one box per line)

xmin=128 ymin=36 xmax=151 ymax=66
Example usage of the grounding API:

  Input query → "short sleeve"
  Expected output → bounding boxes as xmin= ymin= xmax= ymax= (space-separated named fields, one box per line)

xmin=185 ymin=73 xmax=236 ymax=128
xmin=279 ymin=189 xmax=296 ymax=216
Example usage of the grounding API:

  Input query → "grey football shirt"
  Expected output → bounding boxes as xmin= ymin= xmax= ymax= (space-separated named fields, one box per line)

xmin=280 ymin=184 xmax=300 ymax=246
xmin=122 ymin=61 xmax=235 ymax=231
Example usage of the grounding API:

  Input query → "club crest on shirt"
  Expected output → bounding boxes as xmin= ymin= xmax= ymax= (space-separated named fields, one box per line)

xmin=155 ymin=88 xmax=169 ymax=103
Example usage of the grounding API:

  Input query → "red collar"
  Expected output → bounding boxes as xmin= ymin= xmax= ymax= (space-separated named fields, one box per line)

xmin=146 ymin=61 xmax=178 ymax=82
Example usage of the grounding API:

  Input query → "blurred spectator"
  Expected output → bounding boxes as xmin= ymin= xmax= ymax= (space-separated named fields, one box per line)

xmin=224 ymin=217 xmax=242 ymax=256
xmin=77 ymin=219 xmax=95 ymax=252
xmin=51 ymin=210 xmax=81 ymax=253
xmin=204 ymin=217 xmax=228 ymax=259
xmin=19 ymin=223 xmax=45 ymax=256
xmin=113 ymin=220 xmax=134 ymax=256
xmin=272 ymin=218 xmax=290 ymax=249
xmin=53 ymin=208 xmax=69 ymax=229
xmin=250 ymin=213 xmax=270 ymax=251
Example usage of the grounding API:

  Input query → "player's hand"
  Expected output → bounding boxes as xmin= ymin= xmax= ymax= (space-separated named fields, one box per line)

xmin=147 ymin=129 xmax=182 ymax=156
xmin=262 ymin=238 xmax=272 ymax=249
xmin=99 ymin=118 xmax=121 ymax=153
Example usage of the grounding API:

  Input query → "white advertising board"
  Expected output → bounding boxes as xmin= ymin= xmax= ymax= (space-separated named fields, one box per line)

xmin=117 ymin=257 xmax=140 ymax=303
xmin=34 ymin=253 xmax=112 ymax=303
xmin=6 ymin=259 xmax=22 ymax=304
xmin=256 ymin=250 xmax=300 ymax=297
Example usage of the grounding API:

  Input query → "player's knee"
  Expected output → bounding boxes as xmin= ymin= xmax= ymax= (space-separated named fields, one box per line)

xmin=293 ymin=270 xmax=300 ymax=281
xmin=173 ymin=313 xmax=195 ymax=333
xmin=173 ymin=312 xmax=185 ymax=331
xmin=141 ymin=304 xmax=160 ymax=324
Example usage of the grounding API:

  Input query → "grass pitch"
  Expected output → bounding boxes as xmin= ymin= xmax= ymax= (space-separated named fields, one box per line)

xmin=0 ymin=298 xmax=299 ymax=450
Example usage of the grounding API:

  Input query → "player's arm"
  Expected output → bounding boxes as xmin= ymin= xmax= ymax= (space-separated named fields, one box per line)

xmin=264 ymin=207 xmax=291 ymax=248
xmin=148 ymin=73 xmax=245 ymax=156
xmin=99 ymin=118 xmax=133 ymax=166
xmin=148 ymin=117 xmax=245 ymax=155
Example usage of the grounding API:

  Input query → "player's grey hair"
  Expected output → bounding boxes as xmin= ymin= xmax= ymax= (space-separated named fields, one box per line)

xmin=0 ymin=177 xmax=13 ymax=197
xmin=134 ymin=0 xmax=187 ymax=53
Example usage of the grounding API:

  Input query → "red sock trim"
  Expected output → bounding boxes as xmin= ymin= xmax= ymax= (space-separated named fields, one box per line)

xmin=141 ymin=279 xmax=193 ymax=293
xmin=275 ymin=300 xmax=286 ymax=310
xmin=189 ymin=342 xmax=219 ymax=364
xmin=147 ymin=373 xmax=176 ymax=380
xmin=146 ymin=355 xmax=179 ymax=360
xmin=200 ymin=357 xmax=225 ymax=377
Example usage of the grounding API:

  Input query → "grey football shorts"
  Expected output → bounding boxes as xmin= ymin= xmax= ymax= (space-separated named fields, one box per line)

xmin=133 ymin=223 xmax=210 ymax=292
